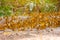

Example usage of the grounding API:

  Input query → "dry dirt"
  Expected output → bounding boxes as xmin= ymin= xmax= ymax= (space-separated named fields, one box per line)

xmin=0 ymin=27 xmax=60 ymax=40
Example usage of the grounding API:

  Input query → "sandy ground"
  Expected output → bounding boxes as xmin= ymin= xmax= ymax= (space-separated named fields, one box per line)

xmin=0 ymin=27 xmax=60 ymax=40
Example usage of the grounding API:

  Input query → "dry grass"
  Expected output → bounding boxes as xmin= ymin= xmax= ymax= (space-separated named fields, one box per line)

xmin=0 ymin=12 xmax=60 ymax=31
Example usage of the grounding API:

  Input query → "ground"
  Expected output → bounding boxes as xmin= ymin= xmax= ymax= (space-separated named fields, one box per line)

xmin=0 ymin=27 xmax=60 ymax=40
